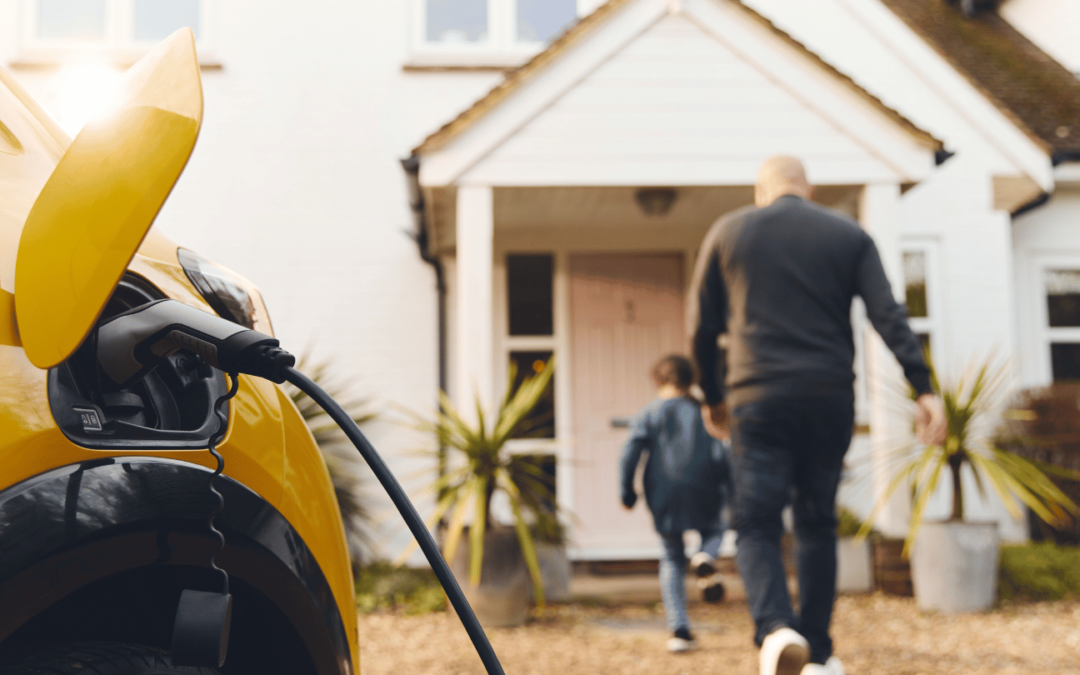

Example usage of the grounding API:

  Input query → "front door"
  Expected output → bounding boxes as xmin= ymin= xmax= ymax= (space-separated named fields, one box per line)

xmin=569 ymin=253 xmax=686 ymax=557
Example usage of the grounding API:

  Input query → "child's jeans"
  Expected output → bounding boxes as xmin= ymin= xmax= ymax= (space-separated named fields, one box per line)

xmin=659 ymin=526 xmax=725 ymax=631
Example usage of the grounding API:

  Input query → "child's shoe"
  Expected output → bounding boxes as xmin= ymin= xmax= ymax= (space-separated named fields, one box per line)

xmin=689 ymin=551 xmax=716 ymax=577
xmin=699 ymin=576 xmax=726 ymax=603
xmin=667 ymin=626 xmax=697 ymax=653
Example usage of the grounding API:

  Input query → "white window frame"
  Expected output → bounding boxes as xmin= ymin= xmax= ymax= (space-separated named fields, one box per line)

xmin=901 ymin=238 xmax=944 ymax=369
xmin=1032 ymin=254 xmax=1080 ymax=383
xmin=495 ymin=249 xmax=560 ymax=455
xmin=408 ymin=0 xmax=583 ymax=68
xmin=16 ymin=0 xmax=216 ymax=66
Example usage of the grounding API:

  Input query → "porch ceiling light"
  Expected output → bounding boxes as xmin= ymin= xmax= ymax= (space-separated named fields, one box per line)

xmin=635 ymin=187 xmax=678 ymax=217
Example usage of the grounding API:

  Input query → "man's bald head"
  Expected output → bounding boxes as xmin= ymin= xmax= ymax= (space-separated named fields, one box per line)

xmin=755 ymin=156 xmax=812 ymax=207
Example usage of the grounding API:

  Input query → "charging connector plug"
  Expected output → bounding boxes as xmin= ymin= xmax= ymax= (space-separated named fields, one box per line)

xmin=96 ymin=299 xmax=295 ymax=387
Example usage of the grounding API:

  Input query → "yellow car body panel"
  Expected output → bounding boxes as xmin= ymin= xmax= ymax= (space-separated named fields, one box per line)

xmin=15 ymin=29 xmax=203 ymax=369
xmin=0 ymin=27 xmax=359 ymax=673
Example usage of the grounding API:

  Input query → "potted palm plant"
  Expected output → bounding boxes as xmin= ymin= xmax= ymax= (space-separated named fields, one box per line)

xmin=398 ymin=358 xmax=560 ymax=626
xmin=858 ymin=354 xmax=1080 ymax=612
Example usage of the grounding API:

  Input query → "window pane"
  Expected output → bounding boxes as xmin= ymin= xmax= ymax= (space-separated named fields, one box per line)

xmin=426 ymin=0 xmax=488 ymax=43
xmin=134 ymin=0 xmax=201 ymax=41
xmin=904 ymin=251 xmax=928 ymax=318
xmin=507 ymin=254 xmax=553 ymax=336
xmin=38 ymin=0 xmax=106 ymax=41
xmin=1045 ymin=269 xmax=1080 ymax=327
xmin=509 ymin=351 xmax=554 ymax=439
xmin=516 ymin=0 xmax=577 ymax=43
xmin=916 ymin=333 xmax=931 ymax=358
xmin=1051 ymin=343 xmax=1080 ymax=382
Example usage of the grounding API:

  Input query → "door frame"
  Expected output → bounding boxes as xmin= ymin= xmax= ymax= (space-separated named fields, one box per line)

xmin=493 ymin=230 xmax=700 ymax=559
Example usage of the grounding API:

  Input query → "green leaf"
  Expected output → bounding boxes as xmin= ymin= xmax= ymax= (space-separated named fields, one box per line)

xmin=469 ymin=476 xmax=488 ymax=586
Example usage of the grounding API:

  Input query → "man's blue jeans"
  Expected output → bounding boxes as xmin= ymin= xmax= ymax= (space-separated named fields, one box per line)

xmin=729 ymin=394 xmax=854 ymax=665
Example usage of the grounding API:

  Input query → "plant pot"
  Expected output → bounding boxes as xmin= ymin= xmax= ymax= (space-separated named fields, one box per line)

xmin=448 ymin=526 xmax=531 ymax=627
xmin=836 ymin=536 xmax=872 ymax=593
xmin=531 ymin=541 xmax=571 ymax=603
xmin=910 ymin=521 xmax=999 ymax=613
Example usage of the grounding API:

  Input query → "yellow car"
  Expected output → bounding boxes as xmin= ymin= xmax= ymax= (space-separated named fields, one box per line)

xmin=0 ymin=29 xmax=358 ymax=674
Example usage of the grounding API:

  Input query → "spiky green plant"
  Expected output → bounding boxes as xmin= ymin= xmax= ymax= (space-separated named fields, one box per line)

xmin=398 ymin=358 xmax=558 ymax=609
xmin=283 ymin=352 xmax=377 ymax=566
xmin=858 ymin=353 xmax=1080 ymax=556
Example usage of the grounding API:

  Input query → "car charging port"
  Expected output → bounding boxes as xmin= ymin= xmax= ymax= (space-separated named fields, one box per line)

xmin=48 ymin=273 xmax=230 ymax=450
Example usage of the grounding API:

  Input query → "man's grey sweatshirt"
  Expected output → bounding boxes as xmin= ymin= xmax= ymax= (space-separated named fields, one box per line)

xmin=692 ymin=195 xmax=932 ymax=407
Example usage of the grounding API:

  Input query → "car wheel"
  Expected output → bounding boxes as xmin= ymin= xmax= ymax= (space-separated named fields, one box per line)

xmin=0 ymin=642 xmax=223 ymax=674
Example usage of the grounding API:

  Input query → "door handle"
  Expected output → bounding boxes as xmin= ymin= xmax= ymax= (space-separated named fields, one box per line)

xmin=610 ymin=417 xmax=630 ymax=429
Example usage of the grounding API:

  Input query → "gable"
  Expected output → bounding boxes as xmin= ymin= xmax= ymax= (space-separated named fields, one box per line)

xmin=417 ymin=0 xmax=941 ymax=188
xmin=463 ymin=14 xmax=906 ymax=186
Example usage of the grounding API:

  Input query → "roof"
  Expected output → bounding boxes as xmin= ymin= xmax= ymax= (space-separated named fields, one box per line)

xmin=413 ymin=0 xmax=942 ymax=156
xmin=881 ymin=0 xmax=1080 ymax=161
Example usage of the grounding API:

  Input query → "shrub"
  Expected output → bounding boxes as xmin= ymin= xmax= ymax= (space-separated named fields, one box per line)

xmin=355 ymin=562 xmax=446 ymax=615
xmin=998 ymin=543 xmax=1080 ymax=602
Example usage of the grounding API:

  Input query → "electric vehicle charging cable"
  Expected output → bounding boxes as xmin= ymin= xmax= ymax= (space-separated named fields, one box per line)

xmin=95 ymin=299 xmax=506 ymax=675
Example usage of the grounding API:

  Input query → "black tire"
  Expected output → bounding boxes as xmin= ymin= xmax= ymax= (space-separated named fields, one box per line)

xmin=0 ymin=642 xmax=222 ymax=675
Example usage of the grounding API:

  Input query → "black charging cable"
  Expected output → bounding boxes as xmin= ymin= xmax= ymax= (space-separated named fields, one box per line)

xmin=94 ymin=300 xmax=506 ymax=674
xmin=281 ymin=366 xmax=506 ymax=675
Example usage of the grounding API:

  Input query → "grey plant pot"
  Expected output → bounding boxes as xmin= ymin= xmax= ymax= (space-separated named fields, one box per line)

xmin=449 ymin=526 xmax=531 ymax=627
xmin=836 ymin=536 xmax=873 ymax=593
xmin=910 ymin=521 xmax=1000 ymax=613
xmin=532 ymin=541 xmax=571 ymax=603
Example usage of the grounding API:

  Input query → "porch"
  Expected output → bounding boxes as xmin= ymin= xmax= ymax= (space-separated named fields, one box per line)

xmin=408 ymin=0 xmax=943 ymax=559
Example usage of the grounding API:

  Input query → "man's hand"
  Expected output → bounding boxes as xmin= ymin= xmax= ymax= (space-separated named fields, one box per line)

xmin=915 ymin=393 xmax=947 ymax=446
xmin=701 ymin=402 xmax=730 ymax=440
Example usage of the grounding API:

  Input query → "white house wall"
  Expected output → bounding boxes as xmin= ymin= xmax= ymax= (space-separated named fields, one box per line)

xmin=1001 ymin=0 xmax=1080 ymax=74
xmin=1014 ymin=187 xmax=1080 ymax=386
xmin=0 ymin=0 xmax=504 ymax=561
xmin=463 ymin=12 xmax=908 ymax=187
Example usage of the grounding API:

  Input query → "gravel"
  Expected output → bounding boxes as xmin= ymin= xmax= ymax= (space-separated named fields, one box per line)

xmin=357 ymin=595 xmax=1080 ymax=674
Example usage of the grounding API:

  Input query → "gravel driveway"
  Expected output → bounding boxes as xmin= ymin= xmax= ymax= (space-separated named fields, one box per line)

xmin=357 ymin=595 xmax=1080 ymax=674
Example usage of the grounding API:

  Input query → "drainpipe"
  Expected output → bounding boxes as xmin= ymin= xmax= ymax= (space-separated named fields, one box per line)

xmin=401 ymin=154 xmax=448 ymax=490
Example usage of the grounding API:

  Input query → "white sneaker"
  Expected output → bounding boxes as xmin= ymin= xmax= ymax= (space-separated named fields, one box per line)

xmin=689 ymin=551 xmax=716 ymax=577
xmin=667 ymin=636 xmax=697 ymax=653
xmin=760 ymin=627 xmax=810 ymax=675
xmin=801 ymin=656 xmax=845 ymax=675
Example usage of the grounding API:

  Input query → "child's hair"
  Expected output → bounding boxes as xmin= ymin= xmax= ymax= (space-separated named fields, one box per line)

xmin=651 ymin=354 xmax=697 ymax=389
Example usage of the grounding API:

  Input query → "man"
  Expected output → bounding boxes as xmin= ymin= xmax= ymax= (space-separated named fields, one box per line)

xmin=691 ymin=157 xmax=946 ymax=675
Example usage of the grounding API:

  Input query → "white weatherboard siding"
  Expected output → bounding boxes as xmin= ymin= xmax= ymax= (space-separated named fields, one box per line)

xmin=461 ymin=10 xmax=926 ymax=187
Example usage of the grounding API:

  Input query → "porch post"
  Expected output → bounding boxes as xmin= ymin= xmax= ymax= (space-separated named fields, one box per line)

xmin=860 ymin=183 xmax=911 ymax=538
xmin=455 ymin=184 xmax=495 ymax=419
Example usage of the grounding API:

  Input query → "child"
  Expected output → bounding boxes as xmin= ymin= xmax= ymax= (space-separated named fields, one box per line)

xmin=620 ymin=354 xmax=730 ymax=654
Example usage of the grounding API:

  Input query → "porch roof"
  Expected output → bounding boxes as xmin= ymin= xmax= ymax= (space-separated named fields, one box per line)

xmin=412 ymin=0 xmax=943 ymax=158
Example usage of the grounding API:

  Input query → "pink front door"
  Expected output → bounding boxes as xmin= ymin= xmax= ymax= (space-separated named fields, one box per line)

xmin=569 ymin=253 xmax=686 ymax=556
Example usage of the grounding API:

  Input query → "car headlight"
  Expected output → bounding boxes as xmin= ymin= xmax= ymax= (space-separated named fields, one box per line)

xmin=178 ymin=248 xmax=274 ymax=337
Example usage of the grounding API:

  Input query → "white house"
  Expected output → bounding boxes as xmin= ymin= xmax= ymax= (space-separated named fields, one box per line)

xmin=3 ymin=0 xmax=1078 ymax=561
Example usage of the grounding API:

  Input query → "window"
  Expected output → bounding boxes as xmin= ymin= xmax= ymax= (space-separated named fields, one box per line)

xmin=19 ymin=0 xmax=211 ymax=64
xmin=901 ymin=243 xmax=941 ymax=365
xmin=507 ymin=254 xmax=554 ymax=336
xmin=1043 ymin=269 xmax=1080 ymax=382
xmin=502 ymin=253 xmax=557 ymax=441
xmin=508 ymin=351 xmax=554 ymax=439
xmin=412 ymin=0 xmax=578 ymax=66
